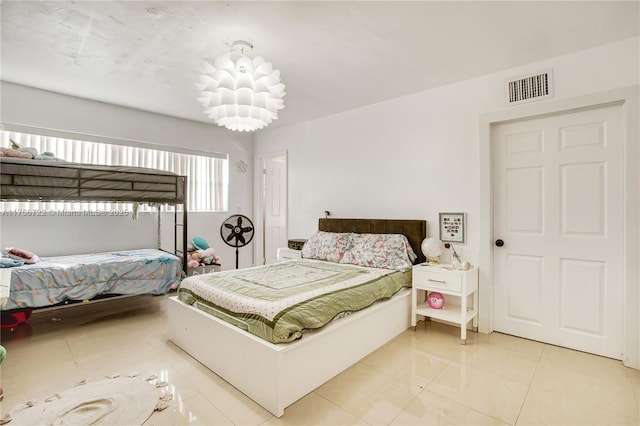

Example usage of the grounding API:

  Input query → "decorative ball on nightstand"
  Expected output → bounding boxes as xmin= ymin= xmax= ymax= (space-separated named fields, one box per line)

xmin=427 ymin=292 xmax=445 ymax=309
xmin=421 ymin=237 xmax=444 ymax=264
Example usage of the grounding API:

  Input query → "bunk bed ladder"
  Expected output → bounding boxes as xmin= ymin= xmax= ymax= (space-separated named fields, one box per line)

xmin=174 ymin=177 xmax=188 ymax=274
xmin=174 ymin=207 xmax=188 ymax=274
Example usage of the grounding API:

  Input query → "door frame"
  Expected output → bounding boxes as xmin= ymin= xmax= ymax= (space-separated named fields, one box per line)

xmin=479 ymin=86 xmax=639 ymax=368
xmin=253 ymin=150 xmax=288 ymax=266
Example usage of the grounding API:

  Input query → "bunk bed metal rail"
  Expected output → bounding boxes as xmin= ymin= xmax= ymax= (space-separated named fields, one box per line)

xmin=0 ymin=157 xmax=184 ymax=203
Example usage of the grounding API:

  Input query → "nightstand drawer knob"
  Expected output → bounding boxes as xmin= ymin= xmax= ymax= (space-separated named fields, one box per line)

xmin=428 ymin=279 xmax=447 ymax=284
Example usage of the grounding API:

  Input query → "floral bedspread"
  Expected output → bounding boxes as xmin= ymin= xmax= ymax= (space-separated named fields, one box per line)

xmin=2 ymin=249 xmax=183 ymax=310
xmin=178 ymin=258 xmax=409 ymax=343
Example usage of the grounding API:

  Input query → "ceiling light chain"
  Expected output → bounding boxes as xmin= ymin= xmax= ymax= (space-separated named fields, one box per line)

xmin=196 ymin=40 xmax=285 ymax=132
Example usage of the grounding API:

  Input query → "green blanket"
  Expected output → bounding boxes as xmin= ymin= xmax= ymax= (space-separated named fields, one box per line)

xmin=177 ymin=259 xmax=410 ymax=343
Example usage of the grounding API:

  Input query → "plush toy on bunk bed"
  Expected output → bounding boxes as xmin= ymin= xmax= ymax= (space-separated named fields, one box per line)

xmin=0 ymin=139 xmax=62 ymax=161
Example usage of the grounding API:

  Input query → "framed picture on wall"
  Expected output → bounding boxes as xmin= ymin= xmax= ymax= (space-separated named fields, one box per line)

xmin=439 ymin=212 xmax=466 ymax=243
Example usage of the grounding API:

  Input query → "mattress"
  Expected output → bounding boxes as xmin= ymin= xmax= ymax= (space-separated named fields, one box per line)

xmin=177 ymin=258 xmax=410 ymax=343
xmin=0 ymin=157 xmax=185 ymax=203
xmin=2 ymin=249 xmax=184 ymax=310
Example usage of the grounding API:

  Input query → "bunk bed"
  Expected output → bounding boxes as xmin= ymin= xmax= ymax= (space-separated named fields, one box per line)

xmin=0 ymin=157 xmax=188 ymax=311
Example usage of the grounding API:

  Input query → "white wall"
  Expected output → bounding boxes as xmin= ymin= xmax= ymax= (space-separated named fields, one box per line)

xmin=0 ymin=82 xmax=255 ymax=268
xmin=255 ymin=37 xmax=639 ymax=267
xmin=255 ymin=37 xmax=640 ymax=364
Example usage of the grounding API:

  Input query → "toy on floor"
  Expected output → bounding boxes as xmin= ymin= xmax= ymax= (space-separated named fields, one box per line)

xmin=1 ymin=308 xmax=33 ymax=329
xmin=187 ymin=237 xmax=220 ymax=268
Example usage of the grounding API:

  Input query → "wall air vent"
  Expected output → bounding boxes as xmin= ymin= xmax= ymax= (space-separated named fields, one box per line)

xmin=505 ymin=69 xmax=553 ymax=106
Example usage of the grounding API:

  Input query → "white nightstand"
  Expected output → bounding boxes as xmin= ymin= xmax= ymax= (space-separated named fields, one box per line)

xmin=411 ymin=263 xmax=479 ymax=344
xmin=277 ymin=247 xmax=302 ymax=261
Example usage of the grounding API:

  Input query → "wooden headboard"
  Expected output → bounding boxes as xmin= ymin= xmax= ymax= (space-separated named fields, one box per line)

xmin=318 ymin=218 xmax=427 ymax=264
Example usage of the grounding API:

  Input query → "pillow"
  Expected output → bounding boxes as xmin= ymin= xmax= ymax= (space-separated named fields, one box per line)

xmin=340 ymin=233 xmax=417 ymax=271
xmin=0 ymin=255 xmax=24 ymax=268
xmin=4 ymin=247 xmax=40 ymax=264
xmin=0 ymin=147 xmax=33 ymax=159
xmin=301 ymin=231 xmax=351 ymax=263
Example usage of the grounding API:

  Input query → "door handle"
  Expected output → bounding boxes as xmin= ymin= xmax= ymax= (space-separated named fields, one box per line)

xmin=495 ymin=239 xmax=504 ymax=247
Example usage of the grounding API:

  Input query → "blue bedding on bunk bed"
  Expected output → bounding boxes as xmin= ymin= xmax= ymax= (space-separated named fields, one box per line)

xmin=2 ymin=249 xmax=183 ymax=310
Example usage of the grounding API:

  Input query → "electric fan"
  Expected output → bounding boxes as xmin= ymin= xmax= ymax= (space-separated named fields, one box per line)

xmin=220 ymin=214 xmax=255 ymax=269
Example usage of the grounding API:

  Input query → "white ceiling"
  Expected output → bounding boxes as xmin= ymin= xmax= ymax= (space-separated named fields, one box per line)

xmin=1 ymin=1 xmax=638 ymax=130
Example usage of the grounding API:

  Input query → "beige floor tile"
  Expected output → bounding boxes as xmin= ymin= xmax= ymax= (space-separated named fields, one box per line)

xmin=0 ymin=360 xmax=80 ymax=412
xmin=315 ymin=362 xmax=422 ymax=424
xmin=261 ymin=392 xmax=366 ymax=426
xmin=624 ymin=366 xmax=640 ymax=407
xmin=453 ymin=342 xmax=540 ymax=384
xmin=541 ymin=343 xmax=629 ymax=378
xmin=1 ymin=325 xmax=67 ymax=357
xmin=144 ymin=393 xmax=233 ymax=425
xmin=426 ymin=362 xmax=529 ymax=424
xmin=0 ymin=338 xmax=75 ymax=380
xmin=390 ymin=390 xmax=509 ymax=425
xmin=476 ymin=331 xmax=545 ymax=358
xmin=518 ymin=388 xmax=639 ymax=425
xmin=174 ymin=359 xmax=273 ymax=426
xmin=2 ymin=295 xmax=637 ymax=426
xmin=361 ymin=338 xmax=451 ymax=388
xmin=542 ymin=344 xmax=639 ymax=418
xmin=69 ymin=338 xmax=156 ymax=365
xmin=391 ymin=321 xmax=473 ymax=361
xmin=518 ymin=358 xmax=640 ymax=424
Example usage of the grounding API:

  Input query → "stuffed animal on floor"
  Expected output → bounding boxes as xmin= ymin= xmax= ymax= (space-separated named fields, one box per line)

xmin=197 ymin=247 xmax=219 ymax=265
xmin=186 ymin=248 xmax=219 ymax=267
xmin=0 ymin=308 xmax=32 ymax=329
xmin=192 ymin=236 xmax=209 ymax=250
xmin=187 ymin=237 xmax=220 ymax=267
xmin=186 ymin=252 xmax=200 ymax=268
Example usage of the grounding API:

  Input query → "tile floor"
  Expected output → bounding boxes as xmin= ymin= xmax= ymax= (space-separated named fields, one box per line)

xmin=0 ymin=295 xmax=638 ymax=425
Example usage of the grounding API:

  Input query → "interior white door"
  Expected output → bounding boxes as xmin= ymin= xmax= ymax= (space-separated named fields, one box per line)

xmin=263 ymin=156 xmax=287 ymax=265
xmin=492 ymin=104 xmax=624 ymax=359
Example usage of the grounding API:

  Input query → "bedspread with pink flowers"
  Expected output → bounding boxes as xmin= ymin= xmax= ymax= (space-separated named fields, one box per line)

xmin=2 ymin=249 xmax=183 ymax=310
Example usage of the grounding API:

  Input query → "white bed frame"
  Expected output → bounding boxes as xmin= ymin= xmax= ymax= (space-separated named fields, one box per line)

xmin=167 ymin=288 xmax=411 ymax=417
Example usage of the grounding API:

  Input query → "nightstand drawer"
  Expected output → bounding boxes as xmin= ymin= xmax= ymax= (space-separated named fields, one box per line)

xmin=413 ymin=268 xmax=462 ymax=292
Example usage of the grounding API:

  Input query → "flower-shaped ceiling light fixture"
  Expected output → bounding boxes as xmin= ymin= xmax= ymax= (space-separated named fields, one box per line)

xmin=196 ymin=40 xmax=285 ymax=132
